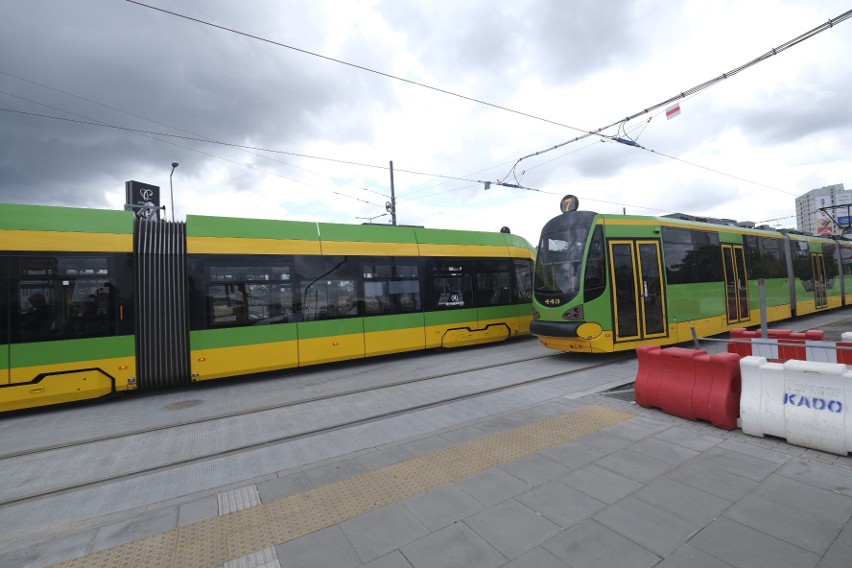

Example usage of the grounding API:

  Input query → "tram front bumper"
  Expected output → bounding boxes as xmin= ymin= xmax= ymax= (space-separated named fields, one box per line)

xmin=530 ymin=320 xmax=609 ymax=353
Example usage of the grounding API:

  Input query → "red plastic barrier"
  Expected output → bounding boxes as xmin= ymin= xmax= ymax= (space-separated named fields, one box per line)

xmin=727 ymin=328 xmax=825 ymax=362
xmin=728 ymin=329 xmax=756 ymax=358
xmin=635 ymin=345 xmax=741 ymax=430
xmin=837 ymin=342 xmax=852 ymax=365
xmin=777 ymin=330 xmax=825 ymax=361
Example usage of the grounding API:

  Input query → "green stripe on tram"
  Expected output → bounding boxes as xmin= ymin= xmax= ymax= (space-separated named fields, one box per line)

xmin=10 ymin=336 xmax=135 ymax=368
xmin=0 ymin=204 xmax=133 ymax=234
xmin=186 ymin=215 xmax=320 ymax=241
xmin=318 ymin=222 xmax=419 ymax=244
xmin=191 ymin=325 xmax=299 ymax=350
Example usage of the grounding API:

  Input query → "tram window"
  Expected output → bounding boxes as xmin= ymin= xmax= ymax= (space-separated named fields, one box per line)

xmin=662 ymin=227 xmax=722 ymax=284
xmin=13 ymin=256 xmax=118 ymax=343
xmin=535 ymin=232 xmax=587 ymax=299
xmin=693 ymin=231 xmax=722 ymax=282
xmin=361 ymin=263 xmax=421 ymax=315
xmin=475 ymin=260 xmax=512 ymax=307
xmin=205 ymin=264 xmax=293 ymax=327
xmin=301 ymin=279 xmax=358 ymax=320
xmin=744 ymin=236 xmax=786 ymax=279
xmin=431 ymin=260 xmax=472 ymax=309
xmin=840 ymin=245 xmax=852 ymax=275
xmin=791 ymin=241 xmax=813 ymax=283
xmin=823 ymin=244 xmax=840 ymax=279
xmin=513 ymin=259 xmax=533 ymax=303
xmin=584 ymin=226 xmax=606 ymax=302
xmin=298 ymin=256 xmax=360 ymax=321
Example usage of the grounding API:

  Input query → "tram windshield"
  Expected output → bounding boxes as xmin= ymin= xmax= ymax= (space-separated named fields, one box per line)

xmin=534 ymin=212 xmax=596 ymax=302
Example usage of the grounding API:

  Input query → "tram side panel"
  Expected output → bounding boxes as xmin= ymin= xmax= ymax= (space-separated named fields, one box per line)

xmin=361 ymin=258 xmax=427 ymax=357
xmin=319 ymin=223 xmax=425 ymax=359
xmin=0 ymin=204 xmax=137 ymax=412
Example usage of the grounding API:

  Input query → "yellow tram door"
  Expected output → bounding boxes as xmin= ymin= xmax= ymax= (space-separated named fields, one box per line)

xmin=812 ymin=253 xmax=828 ymax=309
xmin=608 ymin=240 xmax=667 ymax=344
xmin=722 ymin=244 xmax=750 ymax=324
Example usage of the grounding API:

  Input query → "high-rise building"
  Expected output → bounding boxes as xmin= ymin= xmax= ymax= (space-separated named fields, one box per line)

xmin=795 ymin=183 xmax=852 ymax=236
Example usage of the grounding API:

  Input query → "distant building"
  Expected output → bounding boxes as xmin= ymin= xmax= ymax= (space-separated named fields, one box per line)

xmin=795 ymin=183 xmax=852 ymax=236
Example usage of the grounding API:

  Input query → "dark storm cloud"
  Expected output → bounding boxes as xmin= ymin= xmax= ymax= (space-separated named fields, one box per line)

xmin=380 ymin=0 xmax=647 ymax=86
xmin=0 ymin=0 xmax=394 ymax=206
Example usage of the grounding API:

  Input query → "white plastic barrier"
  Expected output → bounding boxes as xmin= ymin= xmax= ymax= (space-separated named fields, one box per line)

xmin=740 ymin=356 xmax=852 ymax=455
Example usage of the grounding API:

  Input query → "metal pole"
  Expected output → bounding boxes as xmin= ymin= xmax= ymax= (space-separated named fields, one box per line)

xmin=759 ymin=278 xmax=768 ymax=339
xmin=169 ymin=161 xmax=179 ymax=221
xmin=389 ymin=160 xmax=397 ymax=226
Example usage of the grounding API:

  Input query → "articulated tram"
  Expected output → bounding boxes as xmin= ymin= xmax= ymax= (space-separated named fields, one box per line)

xmin=0 ymin=203 xmax=534 ymax=412
xmin=531 ymin=198 xmax=852 ymax=353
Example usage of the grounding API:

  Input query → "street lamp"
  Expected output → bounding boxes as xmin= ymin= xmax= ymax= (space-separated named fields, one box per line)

xmin=169 ymin=161 xmax=179 ymax=221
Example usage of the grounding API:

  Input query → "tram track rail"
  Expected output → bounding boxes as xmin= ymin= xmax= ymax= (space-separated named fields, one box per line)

xmin=0 ymin=351 xmax=568 ymax=461
xmin=0 ymin=352 xmax=635 ymax=508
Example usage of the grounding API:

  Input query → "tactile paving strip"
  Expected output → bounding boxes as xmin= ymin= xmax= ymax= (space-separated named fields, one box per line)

xmin=52 ymin=405 xmax=632 ymax=568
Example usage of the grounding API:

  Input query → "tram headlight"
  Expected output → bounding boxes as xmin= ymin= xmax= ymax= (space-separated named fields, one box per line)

xmin=562 ymin=305 xmax=584 ymax=321
xmin=532 ymin=308 xmax=540 ymax=320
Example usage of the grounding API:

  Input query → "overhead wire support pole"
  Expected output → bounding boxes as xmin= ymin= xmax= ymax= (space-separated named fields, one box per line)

xmin=388 ymin=161 xmax=397 ymax=226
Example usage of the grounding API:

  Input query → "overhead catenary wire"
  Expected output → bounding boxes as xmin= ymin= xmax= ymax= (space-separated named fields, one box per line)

xmin=504 ymin=8 xmax=852 ymax=183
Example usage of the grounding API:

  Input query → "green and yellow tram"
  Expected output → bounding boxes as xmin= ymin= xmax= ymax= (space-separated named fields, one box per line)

xmin=531 ymin=199 xmax=852 ymax=353
xmin=0 ymin=203 xmax=534 ymax=412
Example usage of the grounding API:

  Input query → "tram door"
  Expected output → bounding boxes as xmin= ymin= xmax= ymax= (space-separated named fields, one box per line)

xmin=722 ymin=244 xmax=749 ymax=323
xmin=0 ymin=256 xmax=8 ymax=384
xmin=812 ymin=253 xmax=828 ymax=309
xmin=608 ymin=240 xmax=667 ymax=343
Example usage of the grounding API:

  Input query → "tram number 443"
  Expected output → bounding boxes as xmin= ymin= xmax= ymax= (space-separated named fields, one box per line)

xmin=543 ymin=299 xmax=563 ymax=306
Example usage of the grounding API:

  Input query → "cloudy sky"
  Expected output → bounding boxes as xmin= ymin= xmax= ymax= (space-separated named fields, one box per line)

xmin=1 ymin=1 xmax=850 ymax=246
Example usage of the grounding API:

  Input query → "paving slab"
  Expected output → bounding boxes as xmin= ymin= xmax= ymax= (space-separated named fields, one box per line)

xmin=594 ymin=495 xmax=702 ymax=556
xmin=542 ymin=518 xmax=661 ymax=568
xmin=402 ymin=485 xmax=485 ymax=532
xmin=633 ymin=477 xmax=732 ymax=526
xmin=339 ymin=502 xmax=429 ymax=564
xmin=399 ymin=523 xmax=506 ymax=568
xmin=689 ymin=516 xmax=821 ymax=568
xmin=463 ymin=498 xmax=562 ymax=559
xmin=275 ymin=526 xmax=361 ymax=568
xmin=515 ymin=478 xmax=607 ymax=529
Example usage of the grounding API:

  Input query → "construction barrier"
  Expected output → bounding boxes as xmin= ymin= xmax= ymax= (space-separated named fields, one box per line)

xmin=740 ymin=356 xmax=852 ymax=455
xmin=798 ymin=332 xmax=852 ymax=365
xmin=635 ymin=345 xmax=741 ymax=430
xmin=727 ymin=328 xmax=825 ymax=361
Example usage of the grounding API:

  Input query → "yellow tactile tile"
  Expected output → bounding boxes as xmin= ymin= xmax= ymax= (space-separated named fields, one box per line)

xmin=52 ymin=405 xmax=632 ymax=568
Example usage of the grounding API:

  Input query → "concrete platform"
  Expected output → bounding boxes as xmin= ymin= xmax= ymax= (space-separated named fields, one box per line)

xmin=3 ymin=310 xmax=852 ymax=567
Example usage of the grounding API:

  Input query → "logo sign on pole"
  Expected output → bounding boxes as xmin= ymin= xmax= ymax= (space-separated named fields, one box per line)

xmin=124 ymin=180 xmax=161 ymax=220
